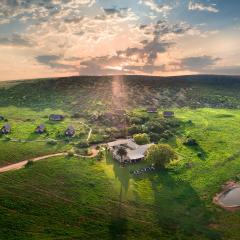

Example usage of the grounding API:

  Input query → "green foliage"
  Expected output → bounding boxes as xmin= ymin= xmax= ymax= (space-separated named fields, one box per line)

xmin=116 ymin=146 xmax=127 ymax=160
xmin=133 ymin=133 xmax=150 ymax=145
xmin=47 ymin=139 xmax=57 ymax=145
xmin=145 ymin=120 xmax=165 ymax=133
xmin=67 ymin=149 xmax=75 ymax=157
xmin=25 ymin=160 xmax=34 ymax=168
xmin=128 ymin=125 xmax=142 ymax=135
xmin=184 ymin=137 xmax=198 ymax=146
xmin=146 ymin=144 xmax=176 ymax=168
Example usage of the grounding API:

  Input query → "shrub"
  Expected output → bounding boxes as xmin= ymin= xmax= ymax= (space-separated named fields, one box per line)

xmin=184 ymin=138 xmax=198 ymax=146
xmin=149 ymin=132 xmax=161 ymax=142
xmin=47 ymin=140 xmax=57 ymax=145
xmin=128 ymin=125 xmax=142 ymax=135
xmin=67 ymin=149 xmax=75 ymax=157
xmin=133 ymin=133 xmax=150 ymax=145
xmin=75 ymin=141 xmax=90 ymax=148
xmin=145 ymin=121 xmax=165 ymax=134
xmin=130 ymin=117 xmax=144 ymax=125
xmin=25 ymin=160 xmax=34 ymax=168
xmin=71 ymin=112 xmax=81 ymax=118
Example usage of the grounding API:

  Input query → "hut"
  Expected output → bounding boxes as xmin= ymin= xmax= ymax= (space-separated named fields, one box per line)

xmin=49 ymin=114 xmax=64 ymax=121
xmin=35 ymin=124 xmax=46 ymax=134
xmin=163 ymin=111 xmax=174 ymax=118
xmin=1 ymin=124 xmax=11 ymax=134
xmin=65 ymin=126 xmax=75 ymax=137
xmin=147 ymin=107 xmax=157 ymax=113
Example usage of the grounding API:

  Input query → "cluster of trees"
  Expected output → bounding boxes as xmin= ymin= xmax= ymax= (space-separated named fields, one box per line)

xmin=128 ymin=112 xmax=180 ymax=143
xmin=146 ymin=144 xmax=176 ymax=169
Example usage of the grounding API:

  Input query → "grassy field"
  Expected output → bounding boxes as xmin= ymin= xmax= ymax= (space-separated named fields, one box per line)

xmin=0 ymin=106 xmax=92 ymax=166
xmin=1 ymin=108 xmax=240 ymax=239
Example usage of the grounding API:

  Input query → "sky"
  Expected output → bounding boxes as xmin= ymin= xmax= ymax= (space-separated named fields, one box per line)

xmin=0 ymin=0 xmax=240 ymax=81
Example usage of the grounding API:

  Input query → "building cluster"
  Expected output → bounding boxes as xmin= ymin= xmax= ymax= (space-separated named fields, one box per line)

xmin=0 ymin=114 xmax=75 ymax=137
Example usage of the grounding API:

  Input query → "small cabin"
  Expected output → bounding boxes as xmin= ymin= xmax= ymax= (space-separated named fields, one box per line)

xmin=1 ymin=124 xmax=11 ymax=134
xmin=163 ymin=111 xmax=174 ymax=118
xmin=65 ymin=126 xmax=75 ymax=137
xmin=49 ymin=114 xmax=64 ymax=121
xmin=35 ymin=124 xmax=46 ymax=134
xmin=0 ymin=116 xmax=4 ymax=121
xmin=147 ymin=107 xmax=157 ymax=113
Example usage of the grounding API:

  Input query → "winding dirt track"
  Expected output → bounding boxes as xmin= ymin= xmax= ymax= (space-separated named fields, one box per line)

xmin=0 ymin=148 xmax=99 ymax=174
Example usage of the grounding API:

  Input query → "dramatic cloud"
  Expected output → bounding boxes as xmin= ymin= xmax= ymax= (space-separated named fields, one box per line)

xmin=188 ymin=1 xmax=219 ymax=13
xmin=0 ymin=0 xmax=239 ymax=80
xmin=36 ymin=55 xmax=77 ymax=70
xmin=181 ymin=55 xmax=220 ymax=70
xmin=0 ymin=34 xmax=33 ymax=47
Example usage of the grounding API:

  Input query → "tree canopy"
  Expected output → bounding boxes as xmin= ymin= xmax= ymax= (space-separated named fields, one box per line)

xmin=146 ymin=144 xmax=176 ymax=169
xmin=133 ymin=133 xmax=150 ymax=145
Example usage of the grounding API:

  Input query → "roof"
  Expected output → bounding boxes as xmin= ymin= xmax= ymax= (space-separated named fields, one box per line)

xmin=147 ymin=107 xmax=157 ymax=112
xmin=108 ymin=139 xmax=153 ymax=161
xmin=3 ymin=124 xmax=10 ymax=130
xmin=163 ymin=111 xmax=174 ymax=116
xmin=66 ymin=126 xmax=75 ymax=131
xmin=1 ymin=124 xmax=11 ymax=133
xmin=107 ymin=139 xmax=138 ymax=149
xmin=65 ymin=126 xmax=75 ymax=136
xmin=126 ymin=144 xmax=153 ymax=160
xmin=49 ymin=114 xmax=64 ymax=120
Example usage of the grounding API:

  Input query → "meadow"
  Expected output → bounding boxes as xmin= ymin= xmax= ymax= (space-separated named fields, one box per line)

xmin=1 ymin=76 xmax=240 ymax=239
xmin=1 ymin=108 xmax=240 ymax=239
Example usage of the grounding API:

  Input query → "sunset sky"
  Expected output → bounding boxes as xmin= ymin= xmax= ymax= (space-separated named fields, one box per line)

xmin=0 ymin=0 xmax=240 ymax=81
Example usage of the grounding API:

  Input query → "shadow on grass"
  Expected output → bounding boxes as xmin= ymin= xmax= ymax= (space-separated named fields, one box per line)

xmin=105 ymin=152 xmax=131 ymax=193
xmin=147 ymin=171 xmax=221 ymax=239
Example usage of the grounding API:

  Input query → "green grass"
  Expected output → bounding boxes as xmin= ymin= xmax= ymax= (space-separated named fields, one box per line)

xmin=1 ymin=108 xmax=240 ymax=239
xmin=0 ymin=106 xmax=91 ymax=166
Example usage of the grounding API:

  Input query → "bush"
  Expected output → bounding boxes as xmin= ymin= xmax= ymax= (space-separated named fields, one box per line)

xmin=184 ymin=138 xmax=198 ymax=146
xmin=145 ymin=121 xmax=165 ymax=134
xmin=130 ymin=117 xmax=144 ymax=125
xmin=71 ymin=112 xmax=81 ymax=118
xmin=67 ymin=150 xmax=75 ymax=157
xmin=133 ymin=133 xmax=150 ymax=145
xmin=47 ymin=140 xmax=57 ymax=145
xmin=97 ymin=150 xmax=105 ymax=161
xmin=75 ymin=141 xmax=89 ymax=148
xmin=128 ymin=125 xmax=142 ymax=135
xmin=25 ymin=160 xmax=34 ymax=168
xmin=149 ymin=132 xmax=161 ymax=142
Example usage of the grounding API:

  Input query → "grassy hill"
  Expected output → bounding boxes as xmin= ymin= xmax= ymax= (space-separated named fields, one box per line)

xmin=0 ymin=75 xmax=240 ymax=239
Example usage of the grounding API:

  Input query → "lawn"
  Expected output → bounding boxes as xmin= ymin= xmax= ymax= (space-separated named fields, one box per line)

xmin=0 ymin=108 xmax=240 ymax=239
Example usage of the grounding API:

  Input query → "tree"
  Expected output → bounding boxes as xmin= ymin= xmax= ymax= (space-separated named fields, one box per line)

xmin=133 ymin=133 xmax=150 ymax=145
xmin=116 ymin=147 xmax=127 ymax=162
xmin=146 ymin=144 xmax=176 ymax=169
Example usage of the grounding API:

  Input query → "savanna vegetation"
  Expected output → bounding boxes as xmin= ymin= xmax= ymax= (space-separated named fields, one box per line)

xmin=1 ymin=76 xmax=240 ymax=239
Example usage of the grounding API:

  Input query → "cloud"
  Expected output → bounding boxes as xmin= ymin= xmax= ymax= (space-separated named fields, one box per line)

xmin=0 ymin=34 xmax=33 ymax=47
xmin=188 ymin=1 xmax=219 ymax=13
xmin=139 ymin=0 xmax=172 ymax=14
xmin=36 ymin=54 xmax=77 ymax=70
xmin=181 ymin=55 xmax=220 ymax=70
